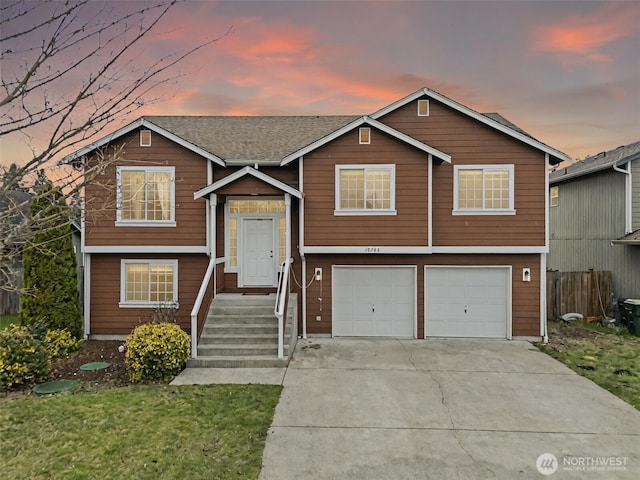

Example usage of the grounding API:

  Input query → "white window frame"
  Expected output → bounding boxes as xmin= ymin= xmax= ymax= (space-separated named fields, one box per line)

xmin=453 ymin=164 xmax=515 ymax=215
xmin=550 ymin=186 xmax=559 ymax=207
xmin=119 ymin=259 xmax=178 ymax=308
xmin=116 ymin=166 xmax=176 ymax=227
xmin=335 ymin=164 xmax=397 ymax=216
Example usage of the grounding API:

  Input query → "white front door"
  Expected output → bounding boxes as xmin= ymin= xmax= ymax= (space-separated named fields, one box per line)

xmin=241 ymin=218 xmax=275 ymax=286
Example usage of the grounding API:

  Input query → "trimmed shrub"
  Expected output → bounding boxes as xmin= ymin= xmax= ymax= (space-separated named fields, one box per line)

xmin=124 ymin=323 xmax=190 ymax=383
xmin=43 ymin=329 xmax=81 ymax=359
xmin=0 ymin=326 xmax=50 ymax=391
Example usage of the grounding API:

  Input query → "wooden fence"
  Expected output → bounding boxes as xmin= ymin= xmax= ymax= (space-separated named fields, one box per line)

xmin=546 ymin=270 xmax=612 ymax=320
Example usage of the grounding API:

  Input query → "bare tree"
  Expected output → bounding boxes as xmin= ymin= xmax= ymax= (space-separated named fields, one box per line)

xmin=0 ymin=0 xmax=225 ymax=293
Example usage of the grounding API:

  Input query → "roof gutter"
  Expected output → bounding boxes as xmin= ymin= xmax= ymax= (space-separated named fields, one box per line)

xmin=612 ymin=163 xmax=632 ymax=234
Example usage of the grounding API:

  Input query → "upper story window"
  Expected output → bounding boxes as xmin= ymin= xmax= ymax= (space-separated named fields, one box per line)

xmin=116 ymin=166 xmax=176 ymax=226
xmin=453 ymin=165 xmax=515 ymax=215
xmin=335 ymin=164 xmax=396 ymax=215
xmin=120 ymin=259 xmax=178 ymax=308
xmin=550 ymin=186 xmax=559 ymax=207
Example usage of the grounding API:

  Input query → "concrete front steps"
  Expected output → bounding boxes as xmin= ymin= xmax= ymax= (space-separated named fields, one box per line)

xmin=187 ymin=293 xmax=297 ymax=368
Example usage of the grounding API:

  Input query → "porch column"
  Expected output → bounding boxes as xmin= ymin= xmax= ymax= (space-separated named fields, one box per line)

xmin=285 ymin=193 xmax=291 ymax=261
xmin=211 ymin=194 xmax=217 ymax=292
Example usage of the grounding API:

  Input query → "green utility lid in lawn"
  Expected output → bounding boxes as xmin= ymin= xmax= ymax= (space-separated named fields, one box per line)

xmin=79 ymin=362 xmax=111 ymax=371
xmin=32 ymin=380 xmax=79 ymax=395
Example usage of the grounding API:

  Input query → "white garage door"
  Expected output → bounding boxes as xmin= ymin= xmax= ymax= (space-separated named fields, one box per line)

xmin=425 ymin=267 xmax=510 ymax=338
xmin=333 ymin=266 xmax=416 ymax=337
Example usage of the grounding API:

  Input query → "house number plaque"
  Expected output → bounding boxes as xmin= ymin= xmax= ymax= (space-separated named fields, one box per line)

xmin=365 ymin=247 xmax=381 ymax=253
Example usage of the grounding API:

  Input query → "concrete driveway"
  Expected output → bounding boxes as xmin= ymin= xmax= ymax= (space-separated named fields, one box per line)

xmin=259 ymin=338 xmax=640 ymax=479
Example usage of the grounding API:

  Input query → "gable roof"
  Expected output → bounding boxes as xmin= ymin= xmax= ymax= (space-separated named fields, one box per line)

xmin=194 ymin=166 xmax=302 ymax=200
xmin=370 ymin=88 xmax=571 ymax=164
xmin=280 ymin=116 xmax=451 ymax=165
xmin=550 ymin=140 xmax=640 ymax=184
xmin=148 ymin=115 xmax=358 ymax=165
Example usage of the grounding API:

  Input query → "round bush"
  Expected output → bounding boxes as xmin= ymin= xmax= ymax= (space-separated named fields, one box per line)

xmin=0 ymin=326 xmax=50 ymax=391
xmin=124 ymin=323 xmax=190 ymax=383
xmin=44 ymin=329 xmax=81 ymax=359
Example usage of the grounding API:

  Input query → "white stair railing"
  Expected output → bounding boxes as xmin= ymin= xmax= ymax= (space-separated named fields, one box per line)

xmin=274 ymin=258 xmax=292 ymax=359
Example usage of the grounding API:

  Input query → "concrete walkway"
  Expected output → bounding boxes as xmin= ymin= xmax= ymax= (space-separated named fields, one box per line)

xmin=259 ymin=338 xmax=640 ymax=479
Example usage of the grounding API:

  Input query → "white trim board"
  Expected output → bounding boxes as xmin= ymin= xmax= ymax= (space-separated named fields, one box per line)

xmin=194 ymin=165 xmax=303 ymax=200
xmin=301 ymin=245 xmax=547 ymax=254
xmin=83 ymin=246 xmax=209 ymax=254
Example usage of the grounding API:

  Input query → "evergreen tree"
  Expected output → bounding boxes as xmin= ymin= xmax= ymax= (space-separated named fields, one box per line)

xmin=20 ymin=182 xmax=82 ymax=339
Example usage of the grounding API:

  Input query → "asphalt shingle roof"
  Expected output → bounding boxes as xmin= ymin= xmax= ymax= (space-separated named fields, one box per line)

xmin=146 ymin=115 xmax=359 ymax=163
xmin=550 ymin=140 xmax=640 ymax=184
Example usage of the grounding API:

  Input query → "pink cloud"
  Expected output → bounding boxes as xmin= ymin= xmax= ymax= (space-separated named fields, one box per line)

xmin=533 ymin=2 xmax=640 ymax=64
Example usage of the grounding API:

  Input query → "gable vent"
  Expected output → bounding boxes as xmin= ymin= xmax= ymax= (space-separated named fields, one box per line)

xmin=359 ymin=127 xmax=371 ymax=144
xmin=140 ymin=129 xmax=152 ymax=147
xmin=417 ymin=99 xmax=430 ymax=117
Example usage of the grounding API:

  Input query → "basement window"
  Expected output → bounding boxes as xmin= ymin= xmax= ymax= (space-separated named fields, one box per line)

xmin=140 ymin=130 xmax=152 ymax=147
xmin=359 ymin=127 xmax=371 ymax=144
xmin=417 ymin=99 xmax=430 ymax=117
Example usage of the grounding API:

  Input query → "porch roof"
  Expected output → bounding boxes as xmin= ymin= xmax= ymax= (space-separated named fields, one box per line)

xmin=194 ymin=166 xmax=303 ymax=200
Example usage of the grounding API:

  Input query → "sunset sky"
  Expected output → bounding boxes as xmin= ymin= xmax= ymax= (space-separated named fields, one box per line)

xmin=2 ymin=0 xmax=639 ymax=166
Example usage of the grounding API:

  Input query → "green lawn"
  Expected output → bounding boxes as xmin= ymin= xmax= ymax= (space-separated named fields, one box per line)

xmin=0 ymin=314 xmax=19 ymax=329
xmin=538 ymin=321 xmax=640 ymax=410
xmin=0 ymin=384 xmax=282 ymax=479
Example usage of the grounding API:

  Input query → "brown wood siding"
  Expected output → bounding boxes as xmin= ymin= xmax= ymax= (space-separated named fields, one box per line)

xmin=303 ymin=129 xmax=429 ymax=246
xmin=89 ymin=254 xmax=209 ymax=335
xmin=304 ymin=254 xmax=541 ymax=338
xmin=216 ymin=176 xmax=285 ymax=196
xmin=380 ymin=99 xmax=547 ymax=246
xmin=84 ymin=130 xmax=208 ymax=247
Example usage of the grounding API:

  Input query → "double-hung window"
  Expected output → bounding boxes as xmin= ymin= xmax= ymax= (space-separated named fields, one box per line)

xmin=120 ymin=260 xmax=178 ymax=307
xmin=116 ymin=166 xmax=175 ymax=226
xmin=335 ymin=164 xmax=396 ymax=215
xmin=453 ymin=165 xmax=515 ymax=215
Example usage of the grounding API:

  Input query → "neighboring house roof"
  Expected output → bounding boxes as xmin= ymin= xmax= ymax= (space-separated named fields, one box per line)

xmin=613 ymin=228 xmax=640 ymax=245
xmin=550 ymin=140 xmax=640 ymax=184
xmin=63 ymin=87 xmax=568 ymax=166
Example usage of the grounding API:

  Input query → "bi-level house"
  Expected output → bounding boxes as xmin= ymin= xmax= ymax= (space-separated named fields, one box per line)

xmin=67 ymin=88 xmax=569 ymax=366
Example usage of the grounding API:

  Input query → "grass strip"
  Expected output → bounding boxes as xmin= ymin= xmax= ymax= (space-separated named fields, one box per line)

xmin=538 ymin=322 xmax=640 ymax=410
xmin=0 ymin=384 xmax=281 ymax=479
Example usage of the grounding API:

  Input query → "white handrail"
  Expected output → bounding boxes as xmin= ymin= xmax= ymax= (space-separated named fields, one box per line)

xmin=190 ymin=257 xmax=216 ymax=359
xmin=274 ymin=258 xmax=292 ymax=359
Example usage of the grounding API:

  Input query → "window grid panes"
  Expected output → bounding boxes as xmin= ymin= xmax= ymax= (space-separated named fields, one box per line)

xmin=125 ymin=262 xmax=175 ymax=303
xmin=458 ymin=168 xmax=511 ymax=210
xmin=340 ymin=168 xmax=391 ymax=210
xmin=229 ymin=200 xmax=285 ymax=214
xmin=120 ymin=169 xmax=173 ymax=221
xmin=228 ymin=218 xmax=237 ymax=267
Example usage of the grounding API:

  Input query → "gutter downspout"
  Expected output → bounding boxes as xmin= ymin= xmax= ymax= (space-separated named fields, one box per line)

xmin=542 ymin=153 xmax=550 ymax=344
xmin=612 ymin=163 xmax=632 ymax=233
